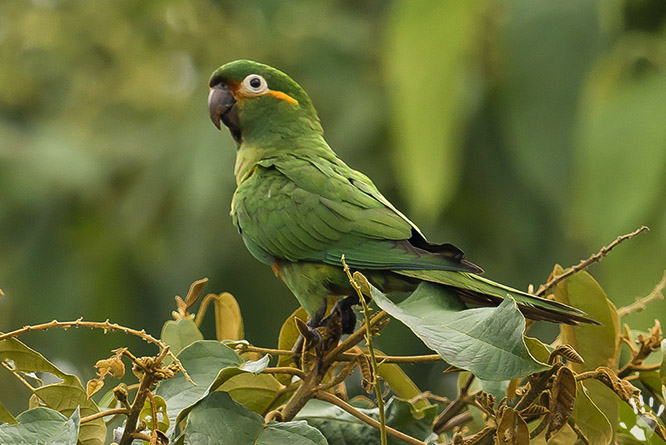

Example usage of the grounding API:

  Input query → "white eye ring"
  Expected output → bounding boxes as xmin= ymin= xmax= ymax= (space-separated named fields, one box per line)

xmin=240 ymin=74 xmax=268 ymax=95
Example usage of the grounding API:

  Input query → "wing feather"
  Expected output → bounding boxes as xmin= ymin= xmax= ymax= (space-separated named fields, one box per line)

xmin=232 ymin=155 xmax=477 ymax=273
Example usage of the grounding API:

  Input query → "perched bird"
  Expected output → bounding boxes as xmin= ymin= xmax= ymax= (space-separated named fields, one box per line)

xmin=207 ymin=60 xmax=596 ymax=335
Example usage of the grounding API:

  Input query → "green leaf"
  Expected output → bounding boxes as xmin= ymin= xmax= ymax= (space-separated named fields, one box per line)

xmin=215 ymin=373 xmax=281 ymax=414
xmin=0 ymin=401 xmax=17 ymax=425
xmin=161 ymin=318 xmax=204 ymax=359
xmin=618 ymin=399 xmax=666 ymax=445
xmin=140 ymin=395 xmax=170 ymax=433
xmin=0 ymin=337 xmax=105 ymax=444
xmin=374 ymin=353 xmax=434 ymax=415
xmin=384 ymin=0 xmax=486 ymax=222
xmin=296 ymin=397 xmax=436 ymax=445
xmin=368 ymin=281 xmax=548 ymax=380
xmin=572 ymin=382 xmax=612 ymax=445
xmin=524 ymin=336 xmax=551 ymax=364
xmin=184 ymin=391 xmax=327 ymax=445
xmin=155 ymin=340 xmax=243 ymax=432
xmin=0 ymin=407 xmax=79 ymax=443
xmin=550 ymin=265 xmax=620 ymax=429
xmin=156 ymin=341 xmax=276 ymax=435
xmin=276 ymin=306 xmax=311 ymax=385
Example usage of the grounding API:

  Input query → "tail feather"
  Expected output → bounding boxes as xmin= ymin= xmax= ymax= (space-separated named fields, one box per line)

xmin=396 ymin=270 xmax=600 ymax=326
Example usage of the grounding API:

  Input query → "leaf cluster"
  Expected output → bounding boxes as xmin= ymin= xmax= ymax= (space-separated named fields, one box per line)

xmin=0 ymin=230 xmax=665 ymax=444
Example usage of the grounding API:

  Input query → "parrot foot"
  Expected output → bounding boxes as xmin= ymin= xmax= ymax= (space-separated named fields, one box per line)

xmin=322 ymin=295 xmax=360 ymax=335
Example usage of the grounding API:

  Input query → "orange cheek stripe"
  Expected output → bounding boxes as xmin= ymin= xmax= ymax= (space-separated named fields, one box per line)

xmin=267 ymin=90 xmax=298 ymax=105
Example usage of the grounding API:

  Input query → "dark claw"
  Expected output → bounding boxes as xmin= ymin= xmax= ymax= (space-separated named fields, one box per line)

xmin=322 ymin=295 xmax=360 ymax=335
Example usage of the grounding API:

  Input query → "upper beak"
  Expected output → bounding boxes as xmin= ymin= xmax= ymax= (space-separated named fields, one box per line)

xmin=208 ymin=83 xmax=236 ymax=130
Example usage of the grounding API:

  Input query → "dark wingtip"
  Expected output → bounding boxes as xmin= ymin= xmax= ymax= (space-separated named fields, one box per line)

xmin=463 ymin=260 xmax=484 ymax=275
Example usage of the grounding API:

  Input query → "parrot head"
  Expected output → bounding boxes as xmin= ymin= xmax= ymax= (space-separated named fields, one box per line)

xmin=208 ymin=60 xmax=321 ymax=143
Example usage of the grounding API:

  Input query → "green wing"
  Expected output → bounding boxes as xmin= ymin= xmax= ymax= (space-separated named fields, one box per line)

xmin=232 ymin=154 xmax=478 ymax=273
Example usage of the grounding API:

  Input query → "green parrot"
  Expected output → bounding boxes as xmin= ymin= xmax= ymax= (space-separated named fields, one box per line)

xmin=207 ymin=60 xmax=597 ymax=335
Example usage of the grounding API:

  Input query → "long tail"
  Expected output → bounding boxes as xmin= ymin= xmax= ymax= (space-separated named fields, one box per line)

xmin=396 ymin=270 xmax=600 ymax=325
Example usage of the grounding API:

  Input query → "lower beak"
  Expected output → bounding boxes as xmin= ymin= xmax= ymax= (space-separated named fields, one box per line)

xmin=208 ymin=84 xmax=236 ymax=130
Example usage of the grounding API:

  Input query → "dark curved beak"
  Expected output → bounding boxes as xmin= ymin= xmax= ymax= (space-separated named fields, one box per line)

xmin=208 ymin=84 xmax=236 ymax=130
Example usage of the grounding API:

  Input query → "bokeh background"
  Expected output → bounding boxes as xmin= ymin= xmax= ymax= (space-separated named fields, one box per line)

xmin=1 ymin=0 xmax=665 ymax=413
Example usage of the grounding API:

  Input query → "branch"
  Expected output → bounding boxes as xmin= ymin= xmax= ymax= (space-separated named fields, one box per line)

xmin=342 ymin=258 xmax=386 ymax=445
xmin=0 ymin=319 xmax=193 ymax=385
xmin=263 ymin=367 xmax=306 ymax=379
xmin=617 ymin=271 xmax=666 ymax=317
xmin=119 ymin=347 xmax=171 ymax=445
xmin=536 ymin=225 xmax=649 ymax=296
xmin=323 ymin=310 xmax=388 ymax=367
xmin=239 ymin=345 xmax=298 ymax=357
xmin=314 ymin=391 xmax=425 ymax=445
xmin=432 ymin=374 xmax=476 ymax=434
xmin=336 ymin=352 xmax=442 ymax=364
xmin=80 ymin=408 xmax=129 ymax=424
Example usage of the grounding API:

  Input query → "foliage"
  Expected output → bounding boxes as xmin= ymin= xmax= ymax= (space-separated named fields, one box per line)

xmin=1 ymin=230 xmax=665 ymax=444
xmin=2 ymin=1 xmax=666 ymax=443
xmin=2 ymin=2 xmax=666 ymax=396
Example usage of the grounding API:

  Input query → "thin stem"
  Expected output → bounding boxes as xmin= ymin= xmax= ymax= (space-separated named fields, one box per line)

xmin=342 ymin=257 xmax=386 ymax=445
xmin=336 ymin=352 xmax=441 ymax=364
xmin=80 ymin=408 xmax=129 ymax=424
xmin=617 ymin=271 xmax=666 ymax=317
xmin=323 ymin=310 xmax=388 ymax=367
xmin=241 ymin=345 xmax=298 ymax=357
xmin=0 ymin=319 xmax=192 ymax=384
xmin=263 ymin=367 xmax=306 ymax=379
xmin=537 ymin=226 xmax=649 ymax=296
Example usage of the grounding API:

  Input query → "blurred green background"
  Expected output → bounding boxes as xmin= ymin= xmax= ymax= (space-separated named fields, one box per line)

xmin=1 ymin=0 xmax=665 ymax=413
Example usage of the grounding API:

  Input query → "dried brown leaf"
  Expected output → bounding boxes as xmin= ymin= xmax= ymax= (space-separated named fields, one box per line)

xmin=86 ymin=378 xmax=104 ymax=398
xmin=519 ymin=404 xmax=549 ymax=418
xmin=357 ymin=354 xmax=374 ymax=394
xmin=549 ymin=344 xmax=584 ymax=364
xmin=596 ymin=366 xmax=640 ymax=404
xmin=546 ymin=366 xmax=576 ymax=440
xmin=497 ymin=407 xmax=529 ymax=445
xmin=475 ymin=392 xmax=496 ymax=416
xmin=463 ymin=426 xmax=495 ymax=445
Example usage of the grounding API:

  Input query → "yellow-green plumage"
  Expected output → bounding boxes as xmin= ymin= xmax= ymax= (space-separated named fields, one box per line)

xmin=208 ymin=60 xmax=597 ymax=326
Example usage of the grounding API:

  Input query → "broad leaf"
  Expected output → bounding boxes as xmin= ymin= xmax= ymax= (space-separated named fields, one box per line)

xmin=296 ymin=397 xmax=436 ymax=445
xmin=0 ymin=338 xmax=105 ymax=444
xmin=156 ymin=340 xmax=243 ymax=434
xmin=184 ymin=391 xmax=326 ymax=445
xmin=572 ymin=382 xmax=612 ymax=445
xmin=276 ymin=306 xmax=309 ymax=385
xmin=156 ymin=341 xmax=274 ymax=436
xmin=212 ymin=292 xmax=244 ymax=341
xmin=0 ymin=407 xmax=79 ymax=443
xmin=550 ymin=265 xmax=620 ymax=430
xmin=0 ymin=401 xmax=17 ymax=425
xmin=618 ymin=399 xmax=666 ymax=445
xmin=161 ymin=318 xmax=204 ymax=359
xmin=368 ymin=281 xmax=548 ymax=380
xmin=374 ymin=354 xmax=433 ymax=414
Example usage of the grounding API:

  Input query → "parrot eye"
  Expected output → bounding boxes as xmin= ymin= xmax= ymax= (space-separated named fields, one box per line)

xmin=240 ymin=74 xmax=268 ymax=95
